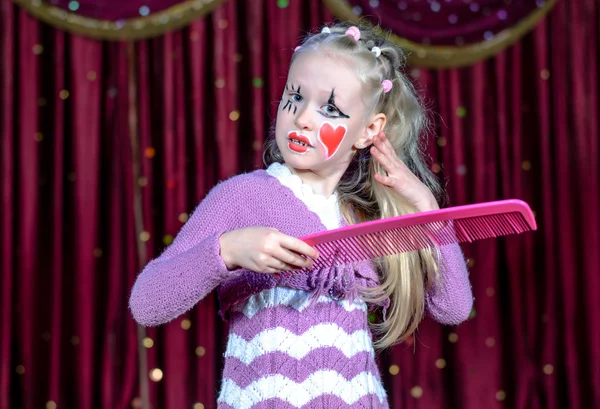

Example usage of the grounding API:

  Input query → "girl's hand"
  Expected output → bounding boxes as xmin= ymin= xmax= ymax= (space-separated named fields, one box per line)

xmin=218 ymin=227 xmax=319 ymax=274
xmin=370 ymin=131 xmax=439 ymax=212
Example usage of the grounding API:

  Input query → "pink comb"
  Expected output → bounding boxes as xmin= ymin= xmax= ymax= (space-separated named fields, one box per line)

xmin=286 ymin=199 xmax=536 ymax=273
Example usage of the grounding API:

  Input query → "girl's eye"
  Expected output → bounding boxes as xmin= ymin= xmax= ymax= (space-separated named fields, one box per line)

xmin=291 ymin=93 xmax=303 ymax=103
xmin=322 ymin=104 xmax=341 ymax=116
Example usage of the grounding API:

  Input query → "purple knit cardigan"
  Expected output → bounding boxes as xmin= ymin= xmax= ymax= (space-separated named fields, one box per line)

xmin=129 ymin=170 xmax=474 ymax=328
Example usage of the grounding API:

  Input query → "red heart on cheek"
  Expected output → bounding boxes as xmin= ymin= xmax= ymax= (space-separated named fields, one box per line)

xmin=317 ymin=122 xmax=347 ymax=160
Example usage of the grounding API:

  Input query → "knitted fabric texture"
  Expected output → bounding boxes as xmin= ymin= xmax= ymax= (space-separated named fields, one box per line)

xmin=129 ymin=166 xmax=474 ymax=408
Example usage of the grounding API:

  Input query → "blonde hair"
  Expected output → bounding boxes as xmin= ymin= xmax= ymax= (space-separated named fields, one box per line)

xmin=264 ymin=22 xmax=446 ymax=350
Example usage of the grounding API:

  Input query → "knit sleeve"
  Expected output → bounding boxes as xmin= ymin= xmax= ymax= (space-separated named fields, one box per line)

xmin=425 ymin=243 xmax=474 ymax=325
xmin=129 ymin=178 xmax=247 ymax=327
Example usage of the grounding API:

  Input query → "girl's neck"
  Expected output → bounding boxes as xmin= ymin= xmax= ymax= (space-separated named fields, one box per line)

xmin=284 ymin=163 xmax=343 ymax=199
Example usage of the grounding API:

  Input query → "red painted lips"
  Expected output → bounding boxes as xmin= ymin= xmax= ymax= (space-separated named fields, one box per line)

xmin=287 ymin=131 xmax=312 ymax=154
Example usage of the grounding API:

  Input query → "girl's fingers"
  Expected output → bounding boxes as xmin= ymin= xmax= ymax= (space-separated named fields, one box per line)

xmin=267 ymin=258 xmax=299 ymax=272
xmin=371 ymin=146 xmax=397 ymax=174
xmin=374 ymin=172 xmax=397 ymax=188
xmin=274 ymin=247 xmax=313 ymax=269
xmin=279 ymin=235 xmax=319 ymax=260
xmin=374 ymin=132 xmax=395 ymax=158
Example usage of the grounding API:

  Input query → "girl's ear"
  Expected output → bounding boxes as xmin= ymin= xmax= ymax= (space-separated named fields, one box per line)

xmin=354 ymin=113 xmax=387 ymax=149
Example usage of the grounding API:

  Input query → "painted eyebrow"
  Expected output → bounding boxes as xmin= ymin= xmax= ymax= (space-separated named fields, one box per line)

xmin=325 ymin=88 xmax=350 ymax=119
xmin=285 ymin=83 xmax=301 ymax=93
xmin=328 ymin=89 xmax=336 ymax=105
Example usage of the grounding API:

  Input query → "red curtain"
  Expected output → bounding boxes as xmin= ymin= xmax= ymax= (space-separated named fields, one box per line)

xmin=1 ymin=1 xmax=598 ymax=409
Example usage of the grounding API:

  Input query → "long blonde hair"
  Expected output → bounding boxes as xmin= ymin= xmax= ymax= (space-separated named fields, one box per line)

xmin=264 ymin=23 xmax=446 ymax=350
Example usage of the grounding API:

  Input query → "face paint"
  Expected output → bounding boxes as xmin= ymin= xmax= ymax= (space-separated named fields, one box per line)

xmin=287 ymin=131 xmax=313 ymax=155
xmin=281 ymin=84 xmax=300 ymax=116
xmin=317 ymin=122 xmax=347 ymax=160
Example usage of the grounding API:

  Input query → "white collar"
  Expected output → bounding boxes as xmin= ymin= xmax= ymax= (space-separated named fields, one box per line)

xmin=266 ymin=162 xmax=342 ymax=230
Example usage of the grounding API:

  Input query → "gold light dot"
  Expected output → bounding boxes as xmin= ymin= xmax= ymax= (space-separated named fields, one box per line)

xmin=233 ymin=53 xmax=243 ymax=62
xmin=468 ymin=308 xmax=477 ymax=319
xmin=496 ymin=390 xmax=506 ymax=401
xmin=252 ymin=140 xmax=262 ymax=151
xmin=163 ymin=235 xmax=174 ymax=245
xmin=486 ymin=287 xmax=495 ymax=297
xmin=145 ymin=147 xmax=156 ymax=158
xmin=437 ymin=137 xmax=447 ymax=147
xmin=485 ymin=337 xmax=496 ymax=347
xmin=178 ymin=213 xmax=189 ymax=223
xmin=195 ymin=346 xmax=206 ymax=356
xmin=540 ymin=69 xmax=550 ymax=80
xmin=435 ymin=358 xmax=447 ymax=369
xmin=190 ymin=31 xmax=199 ymax=41
xmin=215 ymin=78 xmax=225 ymax=88
xmin=466 ymin=258 xmax=475 ymax=268
xmin=543 ymin=364 xmax=554 ymax=375
xmin=71 ymin=336 xmax=80 ymax=345
xmin=131 ymin=397 xmax=143 ymax=408
xmin=149 ymin=368 xmax=163 ymax=382
xmin=138 ymin=176 xmax=148 ymax=187
xmin=181 ymin=319 xmax=191 ymax=330
xmin=448 ymin=333 xmax=459 ymax=343
xmin=431 ymin=163 xmax=441 ymax=173
xmin=33 ymin=44 xmax=44 ymax=54
xmin=140 ymin=231 xmax=151 ymax=242
xmin=46 ymin=401 xmax=57 ymax=409
xmin=193 ymin=404 xmax=205 ymax=409
xmin=38 ymin=97 xmax=47 ymax=106
xmin=218 ymin=19 xmax=228 ymax=28
xmin=456 ymin=106 xmax=467 ymax=118
xmin=229 ymin=110 xmax=240 ymax=121
xmin=410 ymin=386 xmax=423 ymax=399
xmin=87 ymin=71 xmax=97 ymax=81
xmin=59 ymin=90 xmax=70 ymax=100
xmin=16 ymin=365 xmax=25 ymax=375
xmin=522 ymin=160 xmax=531 ymax=171
xmin=388 ymin=364 xmax=399 ymax=375
xmin=93 ymin=248 xmax=103 ymax=258
xmin=68 ymin=172 xmax=77 ymax=182
xmin=35 ymin=132 xmax=44 ymax=142
xmin=142 ymin=337 xmax=154 ymax=348
xmin=42 ymin=332 xmax=51 ymax=341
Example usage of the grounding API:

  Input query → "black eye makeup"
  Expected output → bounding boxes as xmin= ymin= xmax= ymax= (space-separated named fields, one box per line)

xmin=320 ymin=89 xmax=350 ymax=119
xmin=282 ymin=83 xmax=301 ymax=115
xmin=281 ymin=84 xmax=351 ymax=119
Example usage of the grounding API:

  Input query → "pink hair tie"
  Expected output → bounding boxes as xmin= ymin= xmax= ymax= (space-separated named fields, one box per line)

xmin=345 ymin=26 xmax=361 ymax=41
xmin=382 ymin=80 xmax=393 ymax=93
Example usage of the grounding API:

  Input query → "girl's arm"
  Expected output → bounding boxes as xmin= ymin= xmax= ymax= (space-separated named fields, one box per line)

xmin=425 ymin=243 xmax=474 ymax=325
xmin=129 ymin=180 xmax=246 ymax=327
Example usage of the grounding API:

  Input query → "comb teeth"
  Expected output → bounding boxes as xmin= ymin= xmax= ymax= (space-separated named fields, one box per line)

xmin=304 ymin=211 xmax=532 ymax=271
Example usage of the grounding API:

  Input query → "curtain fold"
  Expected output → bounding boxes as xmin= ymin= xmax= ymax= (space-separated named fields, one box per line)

xmin=1 ymin=1 xmax=599 ymax=409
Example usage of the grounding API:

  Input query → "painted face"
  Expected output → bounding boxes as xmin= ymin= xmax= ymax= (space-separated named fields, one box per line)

xmin=275 ymin=51 xmax=370 ymax=172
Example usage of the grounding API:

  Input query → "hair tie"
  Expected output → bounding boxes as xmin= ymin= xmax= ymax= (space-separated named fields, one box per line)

xmin=382 ymin=80 xmax=393 ymax=93
xmin=345 ymin=26 xmax=361 ymax=41
xmin=321 ymin=27 xmax=331 ymax=34
xmin=371 ymin=46 xmax=381 ymax=58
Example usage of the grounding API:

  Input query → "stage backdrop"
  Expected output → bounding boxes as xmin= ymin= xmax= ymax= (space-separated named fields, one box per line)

xmin=1 ymin=1 xmax=599 ymax=409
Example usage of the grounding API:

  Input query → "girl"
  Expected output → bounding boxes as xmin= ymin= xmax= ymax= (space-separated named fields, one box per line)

xmin=129 ymin=23 xmax=473 ymax=409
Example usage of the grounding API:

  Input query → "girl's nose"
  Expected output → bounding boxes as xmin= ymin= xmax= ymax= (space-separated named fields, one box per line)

xmin=294 ymin=106 xmax=314 ymax=132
